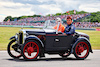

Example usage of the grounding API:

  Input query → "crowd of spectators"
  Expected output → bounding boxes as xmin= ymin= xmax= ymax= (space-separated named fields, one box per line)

xmin=74 ymin=22 xmax=100 ymax=28
xmin=17 ymin=13 xmax=90 ymax=22
xmin=0 ymin=13 xmax=100 ymax=28
xmin=0 ymin=21 xmax=44 ymax=26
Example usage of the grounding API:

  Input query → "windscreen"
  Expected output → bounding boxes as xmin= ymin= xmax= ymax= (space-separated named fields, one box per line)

xmin=43 ymin=20 xmax=64 ymax=29
xmin=43 ymin=20 xmax=56 ymax=29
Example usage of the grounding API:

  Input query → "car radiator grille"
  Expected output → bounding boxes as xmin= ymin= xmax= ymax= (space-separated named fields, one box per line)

xmin=18 ymin=32 xmax=23 ymax=44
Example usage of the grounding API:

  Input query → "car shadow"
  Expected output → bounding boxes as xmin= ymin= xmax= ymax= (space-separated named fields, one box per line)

xmin=6 ymin=57 xmax=90 ymax=62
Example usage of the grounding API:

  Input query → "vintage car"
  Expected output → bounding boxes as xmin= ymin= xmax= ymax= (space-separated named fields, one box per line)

xmin=7 ymin=20 xmax=93 ymax=60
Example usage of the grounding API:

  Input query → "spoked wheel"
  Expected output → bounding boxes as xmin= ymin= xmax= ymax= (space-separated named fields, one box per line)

xmin=7 ymin=40 xmax=22 ymax=58
xmin=59 ymin=51 xmax=71 ymax=57
xmin=73 ymin=40 xmax=89 ymax=60
xmin=22 ymin=40 xmax=40 ymax=60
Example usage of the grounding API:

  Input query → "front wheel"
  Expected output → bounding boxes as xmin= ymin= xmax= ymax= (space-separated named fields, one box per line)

xmin=73 ymin=40 xmax=89 ymax=60
xmin=7 ymin=40 xmax=22 ymax=58
xmin=21 ymin=40 xmax=40 ymax=60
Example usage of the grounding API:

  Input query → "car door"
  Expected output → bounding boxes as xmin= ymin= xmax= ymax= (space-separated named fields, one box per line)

xmin=45 ymin=34 xmax=57 ymax=51
xmin=53 ymin=34 xmax=73 ymax=48
xmin=45 ymin=33 xmax=73 ymax=51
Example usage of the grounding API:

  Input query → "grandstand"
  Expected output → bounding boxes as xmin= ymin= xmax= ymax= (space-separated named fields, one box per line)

xmin=0 ymin=13 xmax=100 ymax=29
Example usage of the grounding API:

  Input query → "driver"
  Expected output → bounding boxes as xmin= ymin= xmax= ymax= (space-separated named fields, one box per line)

xmin=64 ymin=16 xmax=75 ymax=35
xmin=53 ymin=17 xmax=65 ymax=33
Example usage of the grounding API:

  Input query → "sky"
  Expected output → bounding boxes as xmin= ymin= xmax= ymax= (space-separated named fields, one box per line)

xmin=0 ymin=0 xmax=100 ymax=22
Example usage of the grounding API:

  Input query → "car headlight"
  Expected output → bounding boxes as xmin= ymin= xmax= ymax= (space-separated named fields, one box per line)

xmin=15 ymin=33 xmax=18 ymax=40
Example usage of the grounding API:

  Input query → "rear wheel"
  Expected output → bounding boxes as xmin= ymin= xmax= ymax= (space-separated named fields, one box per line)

xmin=7 ymin=40 xmax=22 ymax=58
xmin=21 ymin=40 xmax=40 ymax=60
xmin=73 ymin=40 xmax=89 ymax=60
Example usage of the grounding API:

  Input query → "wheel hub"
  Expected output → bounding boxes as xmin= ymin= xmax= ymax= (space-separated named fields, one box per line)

xmin=27 ymin=47 xmax=34 ymax=56
xmin=79 ymin=47 xmax=84 ymax=53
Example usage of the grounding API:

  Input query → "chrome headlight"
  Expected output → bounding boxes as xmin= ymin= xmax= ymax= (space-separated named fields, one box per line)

xmin=15 ymin=33 xmax=18 ymax=40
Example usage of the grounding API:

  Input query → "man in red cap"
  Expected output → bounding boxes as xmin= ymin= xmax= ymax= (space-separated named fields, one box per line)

xmin=64 ymin=16 xmax=75 ymax=35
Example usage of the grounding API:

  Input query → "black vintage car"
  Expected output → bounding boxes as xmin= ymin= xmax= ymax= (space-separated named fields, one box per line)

xmin=7 ymin=20 xmax=93 ymax=60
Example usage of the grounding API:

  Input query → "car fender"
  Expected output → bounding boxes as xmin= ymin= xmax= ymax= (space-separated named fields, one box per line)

xmin=9 ymin=36 xmax=16 ymax=40
xmin=71 ymin=37 xmax=93 ymax=53
xmin=25 ymin=35 xmax=44 ymax=47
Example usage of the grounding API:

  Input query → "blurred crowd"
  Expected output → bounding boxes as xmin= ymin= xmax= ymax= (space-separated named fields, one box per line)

xmin=0 ymin=13 xmax=100 ymax=28
xmin=74 ymin=22 xmax=100 ymax=28
xmin=17 ymin=13 xmax=90 ymax=22
xmin=0 ymin=22 xmax=44 ymax=26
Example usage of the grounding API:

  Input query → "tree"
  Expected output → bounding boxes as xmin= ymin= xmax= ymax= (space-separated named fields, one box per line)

xmin=3 ymin=16 xmax=12 ymax=21
xmin=90 ymin=12 xmax=100 ymax=22
xmin=55 ymin=13 xmax=61 ymax=16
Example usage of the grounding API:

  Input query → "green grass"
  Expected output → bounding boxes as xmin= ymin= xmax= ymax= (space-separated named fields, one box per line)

xmin=0 ymin=27 xmax=34 ymax=50
xmin=0 ymin=27 xmax=100 ymax=50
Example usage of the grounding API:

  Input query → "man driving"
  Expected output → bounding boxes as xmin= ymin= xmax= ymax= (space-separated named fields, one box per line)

xmin=64 ymin=16 xmax=75 ymax=35
xmin=53 ymin=17 xmax=65 ymax=33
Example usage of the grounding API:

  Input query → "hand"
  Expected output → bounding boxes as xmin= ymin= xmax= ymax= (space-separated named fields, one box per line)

xmin=63 ymin=33 xmax=67 ymax=35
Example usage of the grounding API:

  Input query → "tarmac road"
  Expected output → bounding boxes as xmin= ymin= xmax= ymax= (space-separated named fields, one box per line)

xmin=0 ymin=50 xmax=100 ymax=67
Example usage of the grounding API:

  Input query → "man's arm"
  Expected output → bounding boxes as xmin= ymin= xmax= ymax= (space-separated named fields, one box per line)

xmin=61 ymin=26 xmax=65 ymax=33
xmin=65 ymin=26 xmax=75 ymax=35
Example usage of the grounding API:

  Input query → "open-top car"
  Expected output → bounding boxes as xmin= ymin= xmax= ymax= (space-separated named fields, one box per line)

xmin=7 ymin=20 xmax=93 ymax=60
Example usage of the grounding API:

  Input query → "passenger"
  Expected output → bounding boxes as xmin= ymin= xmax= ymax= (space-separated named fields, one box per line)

xmin=64 ymin=16 xmax=75 ymax=35
xmin=53 ymin=17 xmax=65 ymax=33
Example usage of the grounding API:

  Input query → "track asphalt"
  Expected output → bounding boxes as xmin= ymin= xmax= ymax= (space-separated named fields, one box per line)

xmin=0 ymin=50 xmax=100 ymax=67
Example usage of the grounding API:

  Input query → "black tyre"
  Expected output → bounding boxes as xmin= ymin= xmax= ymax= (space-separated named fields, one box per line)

xmin=21 ymin=40 xmax=40 ymax=61
xmin=73 ymin=40 xmax=89 ymax=60
xmin=7 ymin=40 xmax=22 ymax=58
